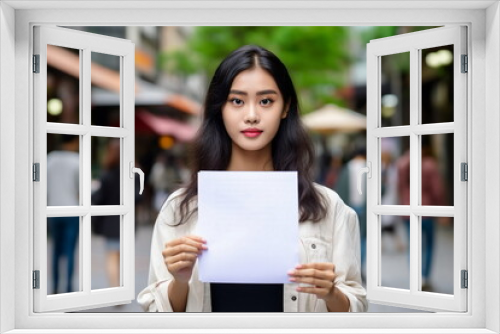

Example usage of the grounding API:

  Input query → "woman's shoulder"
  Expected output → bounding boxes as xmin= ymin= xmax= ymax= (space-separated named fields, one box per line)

xmin=312 ymin=182 xmax=356 ymax=220
xmin=159 ymin=187 xmax=187 ymax=211
xmin=312 ymin=182 xmax=342 ymax=204
xmin=157 ymin=187 xmax=199 ymax=226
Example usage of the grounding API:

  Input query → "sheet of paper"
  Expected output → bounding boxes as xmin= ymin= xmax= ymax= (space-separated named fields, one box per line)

xmin=196 ymin=171 xmax=299 ymax=284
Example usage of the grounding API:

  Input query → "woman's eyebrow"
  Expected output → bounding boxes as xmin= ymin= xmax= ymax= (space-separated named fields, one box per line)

xmin=229 ymin=89 xmax=247 ymax=96
xmin=257 ymin=89 xmax=278 ymax=96
xmin=228 ymin=89 xmax=278 ymax=96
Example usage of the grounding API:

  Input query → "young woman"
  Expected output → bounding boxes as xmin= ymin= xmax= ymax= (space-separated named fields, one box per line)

xmin=138 ymin=45 xmax=367 ymax=312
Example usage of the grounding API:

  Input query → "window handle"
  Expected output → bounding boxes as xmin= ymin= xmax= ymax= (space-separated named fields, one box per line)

xmin=357 ymin=161 xmax=372 ymax=195
xmin=129 ymin=162 xmax=144 ymax=195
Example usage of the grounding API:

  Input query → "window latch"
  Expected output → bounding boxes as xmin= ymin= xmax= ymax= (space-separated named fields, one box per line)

xmin=357 ymin=161 xmax=371 ymax=195
xmin=130 ymin=162 xmax=144 ymax=195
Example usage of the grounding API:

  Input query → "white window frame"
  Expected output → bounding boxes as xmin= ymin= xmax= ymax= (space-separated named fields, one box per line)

xmin=366 ymin=26 xmax=468 ymax=312
xmin=1 ymin=1 xmax=499 ymax=333
xmin=33 ymin=25 xmax=136 ymax=312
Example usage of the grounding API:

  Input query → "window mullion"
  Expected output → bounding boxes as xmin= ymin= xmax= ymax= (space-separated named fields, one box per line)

xmin=412 ymin=122 xmax=455 ymax=135
xmin=409 ymin=47 xmax=420 ymax=294
xmin=46 ymin=122 xmax=87 ymax=135
xmin=373 ymin=205 xmax=411 ymax=215
xmin=122 ymin=50 xmax=135 ymax=297
xmin=81 ymin=47 xmax=91 ymax=294
xmin=90 ymin=126 xmax=129 ymax=138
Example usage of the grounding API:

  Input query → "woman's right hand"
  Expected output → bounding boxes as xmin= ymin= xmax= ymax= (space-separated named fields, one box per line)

xmin=162 ymin=235 xmax=207 ymax=283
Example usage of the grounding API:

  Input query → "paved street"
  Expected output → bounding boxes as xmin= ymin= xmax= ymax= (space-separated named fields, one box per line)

xmin=64 ymin=219 xmax=453 ymax=313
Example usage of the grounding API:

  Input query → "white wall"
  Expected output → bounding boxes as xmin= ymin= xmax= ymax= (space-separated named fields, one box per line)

xmin=1 ymin=2 xmax=499 ymax=332
xmin=0 ymin=2 xmax=16 ymax=333
xmin=485 ymin=2 xmax=500 ymax=333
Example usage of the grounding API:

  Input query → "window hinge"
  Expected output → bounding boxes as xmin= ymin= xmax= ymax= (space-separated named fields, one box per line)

xmin=33 ymin=54 xmax=40 ymax=73
xmin=461 ymin=270 xmax=468 ymax=289
xmin=33 ymin=270 xmax=40 ymax=289
xmin=33 ymin=163 xmax=40 ymax=182
xmin=461 ymin=54 xmax=468 ymax=73
xmin=461 ymin=162 xmax=468 ymax=181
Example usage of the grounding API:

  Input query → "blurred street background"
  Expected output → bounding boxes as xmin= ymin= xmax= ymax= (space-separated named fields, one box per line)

xmin=45 ymin=26 xmax=455 ymax=313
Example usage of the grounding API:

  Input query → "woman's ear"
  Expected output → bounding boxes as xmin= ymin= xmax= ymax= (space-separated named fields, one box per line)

xmin=281 ymin=102 xmax=291 ymax=119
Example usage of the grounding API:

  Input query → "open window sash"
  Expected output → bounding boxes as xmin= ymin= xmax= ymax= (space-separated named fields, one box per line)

xmin=33 ymin=26 xmax=136 ymax=312
xmin=366 ymin=26 xmax=467 ymax=312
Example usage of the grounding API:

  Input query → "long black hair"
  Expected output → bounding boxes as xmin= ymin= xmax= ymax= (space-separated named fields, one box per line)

xmin=177 ymin=45 xmax=327 ymax=225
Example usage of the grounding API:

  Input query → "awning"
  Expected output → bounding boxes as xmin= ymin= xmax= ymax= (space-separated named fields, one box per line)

xmin=91 ymin=80 xmax=201 ymax=115
xmin=135 ymin=110 xmax=198 ymax=142
xmin=47 ymin=45 xmax=201 ymax=115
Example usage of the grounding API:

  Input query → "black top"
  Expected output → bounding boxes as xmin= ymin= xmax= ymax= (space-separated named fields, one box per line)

xmin=210 ymin=283 xmax=284 ymax=312
xmin=91 ymin=166 xmax=121 ymax=239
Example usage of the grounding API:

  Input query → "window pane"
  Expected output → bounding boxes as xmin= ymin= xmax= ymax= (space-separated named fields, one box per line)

xmin=421 ymin=45 xmax=454 ymax=124
xmin=91 ymin=137 xmax=121 ymax=206
xmin=420 ymin=216 xmax=453 ymax=294
xmin=380 ymin=52 xmax=410 ymax=127
xmin=420 ymin=134 xmax=454 ymax=206
xmin=47 ymin=216 xmax=81 ymax=294
xmin=91 ymin=215 xmax=121 ymax=289
xmin=381 ymin=215 xmax=409 ymax=290
xmin=91 ymin=52 xmax=121 ymax=127
xmin=381 ymin=136 xmax=409 ymax=205
xmin=47 ymin=134 xmax=80 ymax=206
xmin=47 ymin=45 xmax=80 ymax=124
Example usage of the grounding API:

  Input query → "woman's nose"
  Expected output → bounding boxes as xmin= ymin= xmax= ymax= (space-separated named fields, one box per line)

xmin=243 ymin=104 xmax=259 ymax=124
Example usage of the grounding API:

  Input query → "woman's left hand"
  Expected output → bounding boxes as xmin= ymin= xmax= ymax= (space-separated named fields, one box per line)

xmin=287 ymin=262 xmax=337 ymax=301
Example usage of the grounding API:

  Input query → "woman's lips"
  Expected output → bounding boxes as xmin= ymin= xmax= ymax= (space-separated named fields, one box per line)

xmin=241 ymin=129 xmax=263 ymax=138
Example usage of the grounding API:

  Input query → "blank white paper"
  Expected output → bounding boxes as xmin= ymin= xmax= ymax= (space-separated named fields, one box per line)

xmin=197 ymin=171 xmax=299 ymax=284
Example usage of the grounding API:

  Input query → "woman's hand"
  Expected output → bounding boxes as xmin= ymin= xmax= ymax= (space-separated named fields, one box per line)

xmin=288 ymin=263 xmax=336 ymax=299
xmin=162 ymin=235 xmax=207 ymax=283
xmin=288 ymin=262 xmax=350 ymax=311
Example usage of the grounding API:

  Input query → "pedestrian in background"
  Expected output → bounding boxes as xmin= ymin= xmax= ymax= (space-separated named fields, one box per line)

xmin=397 ymin=138 xmax=446 ymax=291
xmin=47 ymin=134 xmax=80 ymax=294
xmin=380 ymin=139 xmax=404 ymax=252
xmin=335 ymin=147 xmax=367 ymax=281
xmin=91 ymin=138 xmax=122 ymax=288
xmin=149 ymin=152 xmax=182 ymax=214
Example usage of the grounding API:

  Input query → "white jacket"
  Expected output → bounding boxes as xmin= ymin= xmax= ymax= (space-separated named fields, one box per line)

xmin=137 ymin=183 xmax=368 ymax=312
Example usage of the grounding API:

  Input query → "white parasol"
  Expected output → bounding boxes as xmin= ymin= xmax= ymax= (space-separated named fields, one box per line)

xmin=301 ymin=104 xmax=366 ymax=134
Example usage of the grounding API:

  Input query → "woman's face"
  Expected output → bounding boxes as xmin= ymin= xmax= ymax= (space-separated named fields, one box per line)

xmin=222 ymin=66 xmax=287 ymax=154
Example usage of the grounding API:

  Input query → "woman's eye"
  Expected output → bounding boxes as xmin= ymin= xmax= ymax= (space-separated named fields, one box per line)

xmin=260 ymin=98 xmax=274 ymax=106
xmin=229 ymin=98 xmax=243 ymax=106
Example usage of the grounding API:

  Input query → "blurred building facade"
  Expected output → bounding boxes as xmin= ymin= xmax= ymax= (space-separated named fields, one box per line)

xmin=47 ymin=26 xmax=202 ymax=226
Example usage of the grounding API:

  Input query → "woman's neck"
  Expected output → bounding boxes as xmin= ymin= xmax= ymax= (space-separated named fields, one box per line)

xmin=226 ymin=145 xmax=274 ymax=171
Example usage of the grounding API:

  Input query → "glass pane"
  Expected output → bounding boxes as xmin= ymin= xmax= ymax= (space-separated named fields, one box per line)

xmin=47 ymin=134 xmax=80 ymax=206
xmin=91 ymin=52 xmax=121 ymax=127
xmin=47 ymin=216 xmax=80 ymax=294
xmin=47 ymin=45 xmax=80 ymax=124
xmin=380 ymin=52 xmax=410 ymax=127
xmin=91 ymin=137 xmax=121 ymax=206
xmin=381 ymin=136 xmax=409 ymax=205
xmin=421 ymin=45 xmax=454 ymax=124
xmin=91 ymin=215 xmax=121 ymax=289
xmin=381 ymin=215 xmax=409 ymax=290
xmin=420 ymin=134 xmax=454 ymax=206
xmin=420 ymin=216 xmax=454 ymax=294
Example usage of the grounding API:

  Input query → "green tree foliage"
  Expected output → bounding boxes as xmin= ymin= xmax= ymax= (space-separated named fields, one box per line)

xmin=360 ymin=26 xmax=439 ymax=73
xmin=160 ymin=26 xmax=352 ymax=113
